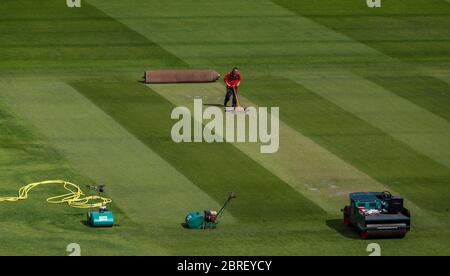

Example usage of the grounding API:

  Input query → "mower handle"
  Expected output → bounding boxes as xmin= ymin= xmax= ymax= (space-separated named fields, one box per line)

xmin=217 ymin=192 xmax=236 ymax=217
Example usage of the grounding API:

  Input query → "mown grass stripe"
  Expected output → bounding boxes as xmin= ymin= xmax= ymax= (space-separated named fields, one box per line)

xmin=149 ymin=82 xmax=390 ymax=214
xmin=272 ymin=0 xmax=450 ymax=63
xmin=70 ymin=78 xmax=324 ymax=220
xmin=273 ymin=0 xmax=450 ymax=121
xmin=0 ymin=0 xmax=186 ymax=75
xmin=149 ymin=82 xmax=447 ymax=239
xmin=367 ymin=76 xmax=450 ymax=122
xmin=0 ymin=80 xmax=172 ymax=255
xmin=293 ymin=71 xmax=450 ymax=170
xmin=2 ymin=0 xmax=449 ymax=255
xmin=88 ymin=0 xmax=391 ymax=70
xmin=89 ymin=0 xmax=450 ymax=212
xmin=244 ymin=78 xmax=450 ymax=213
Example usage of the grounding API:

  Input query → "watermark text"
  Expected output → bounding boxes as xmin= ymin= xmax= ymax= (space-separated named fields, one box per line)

xmin=367 ymin=0 xmax=381 ymax=8
xmin=171 ymin=99 xmax=279 ymax=154
xmin=66 ymin=0 xmax=81 ymax=8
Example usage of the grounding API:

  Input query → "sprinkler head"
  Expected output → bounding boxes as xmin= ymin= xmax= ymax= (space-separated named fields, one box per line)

xmin=98 ymin=184 xmax=105 ymax=193
xmin=86 ymin=184 xmax=106 ymax=193
xmin=229 ymin=192 xmax=236 ymax=199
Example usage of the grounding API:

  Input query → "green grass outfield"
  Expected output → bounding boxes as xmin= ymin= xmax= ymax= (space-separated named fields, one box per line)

xmin=0 ymin=0 xmax=449 ymax=255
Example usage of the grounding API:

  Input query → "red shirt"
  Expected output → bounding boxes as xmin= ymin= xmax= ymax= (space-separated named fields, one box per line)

xmin=224 ymin=71 xmax=242 ymax=88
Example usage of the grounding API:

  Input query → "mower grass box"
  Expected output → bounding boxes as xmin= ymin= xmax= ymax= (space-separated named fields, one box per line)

xmin=87 ymin=210 xmax=115 ymax=227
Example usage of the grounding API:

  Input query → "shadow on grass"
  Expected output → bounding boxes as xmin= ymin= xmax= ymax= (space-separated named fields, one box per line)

xmin=326 ymin=219 xmax=360 ymax=240
xmin=181 ymin=223 xmax=189 ymax=229
xmin=203 ymin=103 xmax=223 ymax=107
xmin=80 ymin=220 xmax=120 ymax=228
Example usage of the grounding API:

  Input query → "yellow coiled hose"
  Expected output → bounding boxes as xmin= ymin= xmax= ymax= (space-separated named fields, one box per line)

xmin=0 ymin=180 xmax=112 ymax=208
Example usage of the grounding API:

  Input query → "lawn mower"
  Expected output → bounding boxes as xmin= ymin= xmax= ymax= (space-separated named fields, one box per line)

xmin=342 ymin=191 xmax=411 ymax=239
xmin=185 ymin=192 xmax=236 ymax=229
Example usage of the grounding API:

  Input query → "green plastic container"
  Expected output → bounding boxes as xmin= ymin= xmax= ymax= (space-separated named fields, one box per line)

xmin=87 ymin=211 xmax=114 ymax=227
xmin=185 ymin=211 xmax=204 ymax=229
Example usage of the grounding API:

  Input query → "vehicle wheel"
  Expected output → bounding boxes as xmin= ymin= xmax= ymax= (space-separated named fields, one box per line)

xmin=343 ymin=206 xmax=351 ymax=226
xmin=344 ymin=215 xmax=350 ymax=226
xmin=360 ymin=230 xmax=369 ymax=239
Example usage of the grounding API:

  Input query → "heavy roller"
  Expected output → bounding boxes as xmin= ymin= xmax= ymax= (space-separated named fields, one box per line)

xmin=342 ymin=191 xmax=411 ymax=239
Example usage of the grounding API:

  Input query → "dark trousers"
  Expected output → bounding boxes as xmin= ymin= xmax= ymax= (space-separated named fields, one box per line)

xmin=224 ymin=87 xmax=237 ymax=107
